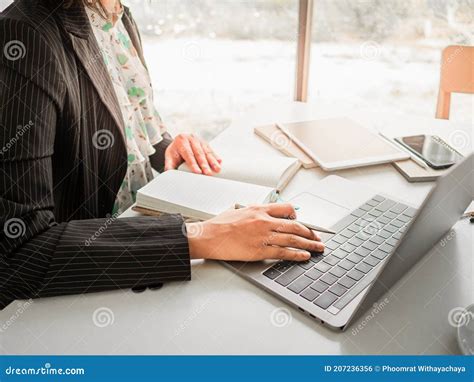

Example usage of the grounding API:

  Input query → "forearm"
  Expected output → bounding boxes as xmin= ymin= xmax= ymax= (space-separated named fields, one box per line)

xmin=0 ymin=214 xmax=191 ymax=309
xmin=149 ymin=132 xmax=173 ymax=172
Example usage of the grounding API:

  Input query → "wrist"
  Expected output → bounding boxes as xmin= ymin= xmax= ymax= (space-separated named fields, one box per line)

xmin=185 ymin=222 xmax=206 ymax=259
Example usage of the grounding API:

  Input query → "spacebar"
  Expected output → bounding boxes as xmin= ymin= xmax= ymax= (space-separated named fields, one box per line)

xmin=333 ymin=267 xmax=379 ymax=310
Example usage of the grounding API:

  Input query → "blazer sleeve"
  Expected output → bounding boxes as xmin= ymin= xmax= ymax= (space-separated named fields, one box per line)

xmin=0 ymin=19 xmax=190 ymax=310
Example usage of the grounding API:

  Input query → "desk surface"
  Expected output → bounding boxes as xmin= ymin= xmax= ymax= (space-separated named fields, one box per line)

xmin=1 ymin=101 xmax=472 ymax=355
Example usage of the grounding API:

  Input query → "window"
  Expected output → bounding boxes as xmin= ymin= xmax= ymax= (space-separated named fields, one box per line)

xmin=309 ymin=0 xmax=473 ymax=123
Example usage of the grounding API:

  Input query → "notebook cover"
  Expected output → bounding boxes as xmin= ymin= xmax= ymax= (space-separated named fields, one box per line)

xmin=392 ymin=159 xmax=449 ymax=182
xmin=254 ymin=124 xmax=317 ymax=169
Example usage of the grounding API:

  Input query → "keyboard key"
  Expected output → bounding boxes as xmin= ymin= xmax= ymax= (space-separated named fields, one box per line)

xmin=397 ymin=214 xmax=411 ymax=223
xmin=393 ymin=232 xmax=403 ymax=240
xmin=347 ymin=269 xmax=364 ymax=281
xmin=332 ymin=248 xmax=349 ymax=259
xmin=329 ymin=266 xmax=346 ymax=278
xmin=275 ymin=266 xmax=305 ymax=286
xmin=298 ymin=261 xmax=313 ymax=270
xmin=288 ymin=276 xmax=313 ymax=294
xmin=305 ymin=268 xmax=323 ymax=280
xmin=339 ymin=259 xmax=355 ymax=271
xmin=309 ymin=252 xmax=324 ymax=263
xmin=384 ymin=225 xmax=398 ymax=234
xmin=263 ymin=268 xmax=281 ymax=279
xmin=311 ymin=280 xmax=329 ymax=293
xmin=390 ymin=219 xmax=404 ymax=228
xmin=314 ymin=262 xmax=332 ymax=273
xmin=373 ymin=195 xmax=385 ymax=202
xmin=323 ymin=255 xmax=339 ymax=266
xmin=387 ymin=237 xmax=398 ymax=246
xmin=379 ymin=243 xmax=394 ymax=253
xmin=320 ymin=273 xmax=338 ymax=285
xmin=403 ymin=207 xmax=417 ymax=217
xmin=329 ymin=283 xmax=348 ymax=297
xmin=390 ymin=203 xmax=408 ymax=214
xmin=372 ymin=250 xmax=389 ymax=260
xmin=314 ymin=292 xmax=338 ymax=309
xmin=354 ymin=247 xmax=371 ymax=257
xmin=340 ymin=228 xmax=354 ymax=238
xmin=338 ymin=275 xmax=356 ymax=289
xmin=348 ymin=237 xmax=363 ymax=247
xmin=347 ymin=224 xmax=360 ymax=233
xmin=355 ymin=262 xmax=372 ymax=273
xmin=376 ymin=216 xmax=391 ymax=225
xmin=325 ymin=241 xmax=339 ymax=251
xmin=368 ymin=209 xmax=382 ymax=218
xmin=340 ymin=242 xmax=357 ymax=253
xmin=374 ymin=199 xmax=396 ymax=212
xmin=378 ymin=230 xmax=392 ymax=239
xmin=351 ymin=208 xmax=366 ymax=218
xmin=273 ymin=261 xmax=293 ymax=272
xmin=347 ymin=253 xmax=363 ymax=264
xmin=383 ymin=211 xmax=397 ymax=219
xmin=362 ymin=241 xmax=377 ymax=251
xmin=364 ymin=256 xmax=380 ymax=267
xmin=366 ymin=199 xmax=378 ymax=207
xmin=331 ymin=235 xmax=346 ymax=244
xmin=300 ymin=287 xmax=319 ymax=302
xmin=359 ymin=203 xmax=372 ymax=211
xmin=369 ymin=235 xmax=385 ymax=245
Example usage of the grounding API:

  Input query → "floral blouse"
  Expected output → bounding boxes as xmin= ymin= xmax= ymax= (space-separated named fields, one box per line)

xmin=86 ymin=6 xmax=166 ymax=215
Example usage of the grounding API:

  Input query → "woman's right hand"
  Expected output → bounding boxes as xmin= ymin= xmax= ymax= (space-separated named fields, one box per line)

xmin=186 ymin=203 xmax=324 ymax=262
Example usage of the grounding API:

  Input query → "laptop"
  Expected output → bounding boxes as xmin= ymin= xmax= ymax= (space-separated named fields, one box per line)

xmin=224 ymin=153 xmax=473 ymax=330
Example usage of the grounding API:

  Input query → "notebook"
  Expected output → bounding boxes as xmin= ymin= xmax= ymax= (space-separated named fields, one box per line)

xmin=392 ymin=159 xmax=450 ymax=182
xmin=254 ymin=124 xmax=317 ymax=169
xmin=277 ymin=118 xmax=410 ymax=171
xmin=136 ymin=156 xmax=301 ymax=220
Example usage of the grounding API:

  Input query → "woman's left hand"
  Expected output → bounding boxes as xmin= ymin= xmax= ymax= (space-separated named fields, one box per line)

xmin=164 ymin=133 xmax=222 ymax=175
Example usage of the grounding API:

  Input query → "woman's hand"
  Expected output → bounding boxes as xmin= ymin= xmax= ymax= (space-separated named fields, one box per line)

xmin=186 ymin=204 xmax=324 ymax=262
xmin=164 ymin=133 xmax=222 ymax=175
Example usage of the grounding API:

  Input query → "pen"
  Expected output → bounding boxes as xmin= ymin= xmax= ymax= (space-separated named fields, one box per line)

xmin=234 ymin=203 xmax=336 ymax=234
xmin=378 ymin=132 xmax=428 ymax=169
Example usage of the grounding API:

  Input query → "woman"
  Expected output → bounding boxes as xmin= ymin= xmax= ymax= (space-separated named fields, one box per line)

xmin=0 ymin=0 xmax=323 ymax=310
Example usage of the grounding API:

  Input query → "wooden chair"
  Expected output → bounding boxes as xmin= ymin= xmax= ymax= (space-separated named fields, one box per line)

xmin=436 ymin=45 xmax=474 ymax=119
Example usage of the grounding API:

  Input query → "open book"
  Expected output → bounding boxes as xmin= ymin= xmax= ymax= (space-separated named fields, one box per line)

xmin=136 ymin=156 xmax=300 ymax=220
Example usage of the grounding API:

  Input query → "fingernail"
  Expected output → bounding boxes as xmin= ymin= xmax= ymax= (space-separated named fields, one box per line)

xmin=194 ymin=167 xmax=202 ymax=174
xmin=300 ymin=250 xmax=311 ymax=259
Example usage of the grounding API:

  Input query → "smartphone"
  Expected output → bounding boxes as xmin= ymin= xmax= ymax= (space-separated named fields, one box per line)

xmin=394 ymin=135 xmax=463 ymax=169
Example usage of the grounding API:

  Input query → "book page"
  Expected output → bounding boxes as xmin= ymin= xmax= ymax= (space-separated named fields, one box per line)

xmin=178 ymin=154 xmax=299 ymax=189
xmin=136 ymin=170 xmax=274 ymax=220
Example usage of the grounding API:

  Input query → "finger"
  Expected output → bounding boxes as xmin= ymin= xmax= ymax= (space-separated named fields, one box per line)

xmin=263 ymin=203 xmax=296 ymax=219
xmin=178 ymin=139 xmax=202 ymax=174
xmin=189 ymin=138 xmax=213 ymax=175
xmin=203 ymin=144 xmax=221 ymax=172
xmin=270 ymin=218 xmax=318 ymax=241
xmin=267 ymin=233 xmax=324 ymax=252
xmin=263 ymin=246 xmax=311 ymax=262
xmin=164 ymin=147 xmax=181 ymax=171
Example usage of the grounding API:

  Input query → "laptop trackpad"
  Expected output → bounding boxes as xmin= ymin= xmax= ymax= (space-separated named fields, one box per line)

xmin=290 ymin=192 xmax=350 ymax=229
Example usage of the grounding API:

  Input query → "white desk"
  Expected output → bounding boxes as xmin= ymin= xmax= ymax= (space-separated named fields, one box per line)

xmin=1 ymin=101 xmax=472 ymax=355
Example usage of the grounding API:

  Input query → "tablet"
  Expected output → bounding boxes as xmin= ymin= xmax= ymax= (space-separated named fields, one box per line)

xmin=277 ymin=118 xmax=410 ymax=171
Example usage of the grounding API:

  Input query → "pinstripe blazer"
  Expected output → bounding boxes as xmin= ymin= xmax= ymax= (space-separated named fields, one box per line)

xmin=0 ymin=0 xmax=191 ymax=310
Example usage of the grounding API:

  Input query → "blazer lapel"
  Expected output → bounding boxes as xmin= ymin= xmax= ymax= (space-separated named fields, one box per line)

xmin=56 ymin=4 xmax=126 ymax=146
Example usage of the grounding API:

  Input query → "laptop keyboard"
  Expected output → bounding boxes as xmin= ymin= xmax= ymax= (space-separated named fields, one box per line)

xmin=262 ymin=195 xmax=416 ymax=314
